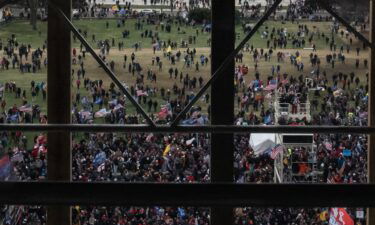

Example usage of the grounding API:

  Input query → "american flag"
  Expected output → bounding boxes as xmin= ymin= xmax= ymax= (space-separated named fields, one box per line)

xmin=270 ymin=144 xmax=284 ymax=160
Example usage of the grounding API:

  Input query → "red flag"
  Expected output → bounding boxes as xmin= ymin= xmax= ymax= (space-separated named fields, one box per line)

xmin=329 ymin=208 xmax=354 ymax=225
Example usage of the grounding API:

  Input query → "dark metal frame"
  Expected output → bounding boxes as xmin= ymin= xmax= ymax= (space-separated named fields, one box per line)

xmin=1 ymin=124 xmax=375 ymax=133
xmin=0 ymin=182 xmax=375 ymax=207
xmin=0 ymin=0 xmax=374 ymax=224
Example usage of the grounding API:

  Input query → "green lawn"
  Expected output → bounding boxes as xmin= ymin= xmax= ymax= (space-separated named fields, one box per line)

xmin=0 ymin=19 xmax=347 ymax=50
xmin=0 ymin=18 xmax=368 ymax=125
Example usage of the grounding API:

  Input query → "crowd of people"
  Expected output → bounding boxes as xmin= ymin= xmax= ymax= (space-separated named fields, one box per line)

xmin=0 ymin=0 xmax=371 ymax=224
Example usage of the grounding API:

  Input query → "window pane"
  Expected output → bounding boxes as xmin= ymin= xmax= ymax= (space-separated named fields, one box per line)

xmin=234 ymin=0 xmax=370 ymax=222
xmin=71 ymin=7 xmax=211 ymax=125
xmin=68 ymin=2 xmax=214 ymax=224
xmin=72 ymin=132 xmax=211 ymax=182
xmin=0 ymin=1 xmax=48 ymax=222
xmin=234 ymin=2 xmax=369 ymax=126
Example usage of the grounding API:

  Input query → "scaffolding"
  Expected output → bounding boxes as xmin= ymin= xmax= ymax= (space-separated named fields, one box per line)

xmin=273 ymin=85 xmax=311 ymax=124
xmin=273 ymin=83 xmax=316 ymax=183
xmin=273 ymin=134 xmax=324 ymax=183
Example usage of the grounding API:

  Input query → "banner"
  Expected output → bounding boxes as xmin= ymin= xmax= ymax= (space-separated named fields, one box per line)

xmin=329 ymin=208 xmax=354 ymax=225
xmin=356 ymin=209 xmax=364 ymax=219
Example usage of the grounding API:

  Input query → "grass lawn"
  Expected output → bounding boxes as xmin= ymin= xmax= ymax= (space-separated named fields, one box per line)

xmin=0 ymin=19 xmax=350 ymax=49
xmin=0 ymin=18 xmax=369 ymax=125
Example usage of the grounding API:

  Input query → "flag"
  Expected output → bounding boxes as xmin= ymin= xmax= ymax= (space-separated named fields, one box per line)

xmin=113 ymin=104 xmax=124 ymax=111
xmin=108 ymin=99 xmax=118 ymax=106
xmin=158 ymin=107 xmax=169 ymax=119
xmin=94 ymin=97 xmax=103 ymax=105
xmin=9 ymin=114 xmax=18 ymax=121
xmin=178 ymin=207 xmax=186 ymax=218
xmin=81 ymin=96 xmax=89 ymax=105
xmin=93 ymin=151 xmax=106 ymax=168
xmin=112 ymin=5 xmax=119 ymax=11
xmin=18 ymin=105 xmax=32 ymax=112
xmin=0 ymin=155 xmax=11 ymax=180
xmin=270 ymin=144 xmax=283 ymax=160
xmin=186 ymin=137 xmax=195 ymax=146
xmin=137 ymin=90 xmax=148 ymax=97
xmin=11 ymin=153 xmax=23 ymax=163
xmin=320 ymin=210 xmax=328 ymax=221
xmin=167 ymin=45 xmax=172 ymax=53
xmin=146 ymin=133 xmax=154 ymax=142
xmin=79 ymin=110 xmax=92 ymax=119
xmin=94 ymin=108 xmax=110 ymax=118
xmin=97 ymin=163 xmax=105 ymax=172
xmin=329 ymin=208 xmax=354 ymax=225
xmin=264 ymin=84 xmax=277 ymax=91
xmin=264 ymin=115 xmax=272 ymax=125
xmin=15 ymin=206 xmax=24 ymax=225
xmin=163 ymin=144 xmax=171 ymax=156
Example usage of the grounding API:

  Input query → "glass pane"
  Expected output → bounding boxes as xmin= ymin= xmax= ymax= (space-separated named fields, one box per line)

xmin=0 ymin=3 xmax=48 ymax=180
xmin=0 ymin=1 xmax=48 ymax=222
xmin=234 ymin=0 xmax=369 ymax=221
xmin=0 ymin=11 xmax=48 ymax=121
xmin=234 ymin=0 xmax=369 ymax=126
xmin=72 ymin=132 xmax=211 ymax=182
xmin=71 ymin=7 xmax=211 ymax=125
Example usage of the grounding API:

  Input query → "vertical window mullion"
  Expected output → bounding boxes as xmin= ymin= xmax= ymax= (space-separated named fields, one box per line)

xmin=210 ymin=0 xmax=235 ymax=224
xmin=47 ymin=0 xmax=72 ymax=224
xmin=367 ymin=0 xmax=375 ymax=223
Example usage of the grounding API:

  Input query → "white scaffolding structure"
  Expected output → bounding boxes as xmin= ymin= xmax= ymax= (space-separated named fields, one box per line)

xmin=273 ymin=134 xmax=323 ymax=183
xmin=273 ymin=89 xmax=311 ymax=124
xmin=272 ymin=84 xmax=321 ymax=183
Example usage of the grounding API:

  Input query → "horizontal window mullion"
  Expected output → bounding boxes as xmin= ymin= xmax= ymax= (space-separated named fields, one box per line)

xmin=0 ymin=182 xmax=374 ymax=207
xmin=1 ymin=124 xmax=375 ymax=133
